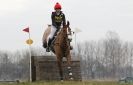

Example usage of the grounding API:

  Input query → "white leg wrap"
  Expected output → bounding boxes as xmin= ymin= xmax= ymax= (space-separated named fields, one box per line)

xmin=69 ymin=72 xmax=73 ymax=76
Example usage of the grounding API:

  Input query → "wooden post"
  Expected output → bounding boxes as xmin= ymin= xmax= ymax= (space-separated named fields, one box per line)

xmin=31 ymin=56 xmax=36 ymax=82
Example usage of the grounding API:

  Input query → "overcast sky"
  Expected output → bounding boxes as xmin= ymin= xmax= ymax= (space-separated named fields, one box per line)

xmin=0 ymin=0 xmax=133 ymax=51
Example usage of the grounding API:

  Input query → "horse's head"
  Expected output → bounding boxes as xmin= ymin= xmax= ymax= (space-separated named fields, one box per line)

xmin=62 ymin=21 xmax=71 ymax=35
xmin=59 ymin=21 xmax=69 ymax=36
xmin=55 ymin=21 xmax=73 ymax=46
xmin=64 ymin=21 xmax=73 ymax=42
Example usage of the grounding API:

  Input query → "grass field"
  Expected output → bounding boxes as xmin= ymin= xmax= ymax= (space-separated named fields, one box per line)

xmin=0 ymin=81 xmax=132 ymax=85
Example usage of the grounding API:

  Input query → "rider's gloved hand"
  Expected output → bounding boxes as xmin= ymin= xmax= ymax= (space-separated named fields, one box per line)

xmin=56 ymin=26 xmax=60 ymax=29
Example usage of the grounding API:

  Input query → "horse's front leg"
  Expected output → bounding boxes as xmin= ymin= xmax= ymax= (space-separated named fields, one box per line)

xmin=57 ymin=57 xmax=63 ymax=81
xmin=66 ymin=53 xmax=73 ymax=80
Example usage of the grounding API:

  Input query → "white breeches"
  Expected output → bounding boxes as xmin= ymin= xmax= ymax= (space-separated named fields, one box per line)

xmin=47 ymin=25 xmax=57 ymax=44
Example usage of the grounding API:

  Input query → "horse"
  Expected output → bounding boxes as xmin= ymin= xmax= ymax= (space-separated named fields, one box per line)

xmin=42 ymin=21 xmax=73 ymax=81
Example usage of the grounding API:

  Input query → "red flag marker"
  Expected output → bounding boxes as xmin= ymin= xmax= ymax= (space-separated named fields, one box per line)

xmin=23 ymin=27 xmax=29 ymax=33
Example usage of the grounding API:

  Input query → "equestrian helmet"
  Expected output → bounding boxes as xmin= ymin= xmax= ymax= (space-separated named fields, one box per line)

xmin=54 ymin=2 xmax=62 ymax=10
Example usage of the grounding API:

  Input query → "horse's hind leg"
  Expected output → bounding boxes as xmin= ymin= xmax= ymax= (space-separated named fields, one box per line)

xmin=66 ymin=54 xmax=73 ymax=80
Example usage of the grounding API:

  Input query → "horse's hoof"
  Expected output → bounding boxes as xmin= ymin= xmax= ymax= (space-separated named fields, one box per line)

xmin=43 ymin=44 xmax=47 ymax=48
xmin=69 ymin=72 xmax=73 ymax=76
xmin=70 ymin=77 xmax=74 ymax=80
xmin=61 ymin=80 xmax=64 ymax=82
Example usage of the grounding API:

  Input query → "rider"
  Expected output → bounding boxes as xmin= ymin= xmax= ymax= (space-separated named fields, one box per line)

xmin=46 ymin=2 xmax=66 ymax=52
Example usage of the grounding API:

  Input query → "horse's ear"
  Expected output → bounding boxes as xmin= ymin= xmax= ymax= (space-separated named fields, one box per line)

xmin=67 ymin=21 xmax=70 ymax=27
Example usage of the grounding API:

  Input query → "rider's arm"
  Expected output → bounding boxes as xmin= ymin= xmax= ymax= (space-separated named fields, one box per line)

xmin=51 ymin=12 xmax=57 ymax=27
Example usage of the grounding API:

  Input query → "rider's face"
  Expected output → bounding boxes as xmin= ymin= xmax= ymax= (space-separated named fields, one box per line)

xmin=55 ymin=9 xmax=61 ymax=14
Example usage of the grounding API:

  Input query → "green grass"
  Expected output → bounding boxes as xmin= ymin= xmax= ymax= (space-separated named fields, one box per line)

xmin=0 ymin=81 xmax=132 ymax=85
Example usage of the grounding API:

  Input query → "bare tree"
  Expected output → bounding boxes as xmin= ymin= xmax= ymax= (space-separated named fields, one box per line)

xmin=103 ymin=31 xmax=122 ymax=79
